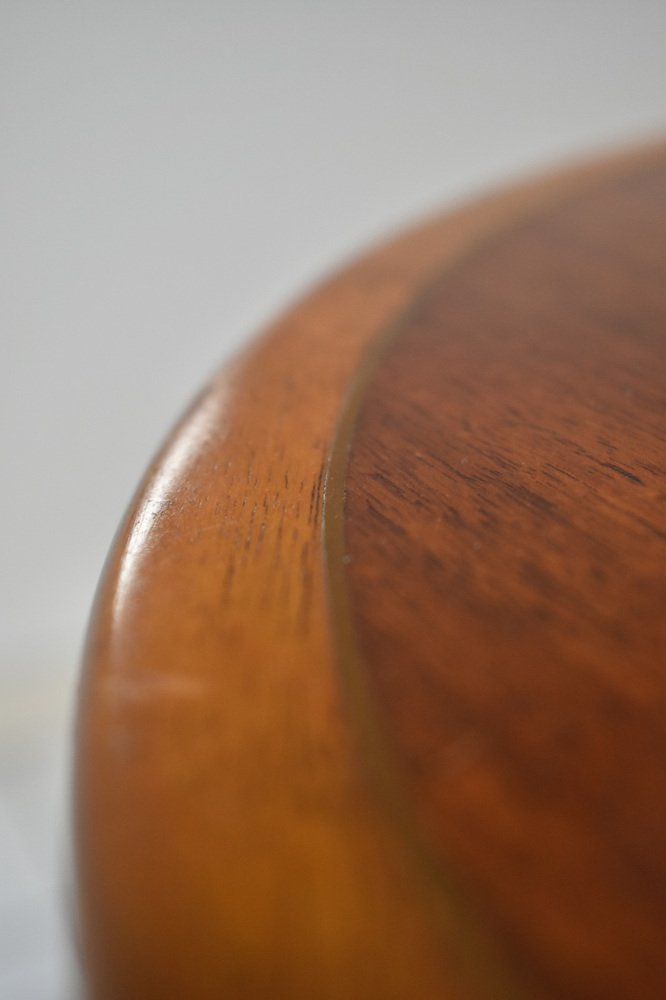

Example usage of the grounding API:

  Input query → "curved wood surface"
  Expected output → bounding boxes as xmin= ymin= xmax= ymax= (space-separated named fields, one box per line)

xmin=75 ymin=143 xmax=666 ymax=999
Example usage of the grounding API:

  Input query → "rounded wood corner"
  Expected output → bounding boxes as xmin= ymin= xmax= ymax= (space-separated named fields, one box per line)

xmin=75 ymin=139 xmax=666 ymax=999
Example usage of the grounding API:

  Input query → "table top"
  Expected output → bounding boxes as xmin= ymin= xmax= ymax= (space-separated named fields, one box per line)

xmin=75 ymin=143 xmax=666 ymax=999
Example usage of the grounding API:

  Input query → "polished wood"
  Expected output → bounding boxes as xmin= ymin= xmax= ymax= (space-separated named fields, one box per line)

xmin=75 ymin=144 xmax=666 ymax=999
xmin=338 ymin=163 xmax=666 ymax=999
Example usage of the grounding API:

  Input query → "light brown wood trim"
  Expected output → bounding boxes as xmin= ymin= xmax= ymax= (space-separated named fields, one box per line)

xmin=75 ymin=140 xmax=665 ymax=999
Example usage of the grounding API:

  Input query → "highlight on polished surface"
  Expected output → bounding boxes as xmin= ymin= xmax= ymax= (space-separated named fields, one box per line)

xmin=75 ymin=142 xmax=666 ymax=999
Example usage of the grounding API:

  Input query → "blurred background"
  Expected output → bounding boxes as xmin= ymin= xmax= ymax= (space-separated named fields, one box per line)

xmin=1 ymin=2 xmax=665 ymax=996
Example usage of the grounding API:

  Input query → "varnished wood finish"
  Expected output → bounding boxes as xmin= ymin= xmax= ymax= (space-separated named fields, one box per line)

xmin=75 ymin=145 xmax=666 ymax=999
xmin=337 ymin=164 xmax=666 ymax=999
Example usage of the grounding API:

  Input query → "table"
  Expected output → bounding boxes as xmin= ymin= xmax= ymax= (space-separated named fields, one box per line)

xmin=75 ymin=143 xmax=666 ymax=999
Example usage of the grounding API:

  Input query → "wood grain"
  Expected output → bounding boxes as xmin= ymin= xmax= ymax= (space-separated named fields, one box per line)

xmin=74 ymin=143 xmax=666 ymax=998
xmin=336 ymin=162 xmax=666 ymax=999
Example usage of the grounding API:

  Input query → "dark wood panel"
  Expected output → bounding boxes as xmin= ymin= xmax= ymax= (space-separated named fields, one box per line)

xmin=339 ymin=163 xmax=666 ymax=998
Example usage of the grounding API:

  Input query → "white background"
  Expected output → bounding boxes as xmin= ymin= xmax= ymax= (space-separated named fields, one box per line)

xmin=2 ymin=2 xmax=665 ymax=996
